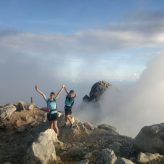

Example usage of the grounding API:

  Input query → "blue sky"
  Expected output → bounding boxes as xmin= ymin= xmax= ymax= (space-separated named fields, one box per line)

xmin=0 ymin=0 xmax=164 ymax=33
xmin=0 ymin=0 xmax=164 ymax=103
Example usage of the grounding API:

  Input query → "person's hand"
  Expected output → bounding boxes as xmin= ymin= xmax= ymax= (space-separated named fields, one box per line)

xmin=35 ymin=85 xmax=38 ymax=91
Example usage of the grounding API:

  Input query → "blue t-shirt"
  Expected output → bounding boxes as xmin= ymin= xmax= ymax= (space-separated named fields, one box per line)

xmin=45 ymin=98 xmax=57 ymax=114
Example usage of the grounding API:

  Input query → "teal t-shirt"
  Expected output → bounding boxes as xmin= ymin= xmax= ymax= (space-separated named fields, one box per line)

xmin=65 ymin=96 xmax=75 ymax=108
xmin=45 ymin=98 xmax=57 ymax=114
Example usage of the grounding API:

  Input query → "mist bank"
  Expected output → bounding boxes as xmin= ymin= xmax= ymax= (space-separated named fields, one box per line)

xmin=77 ymin=54 xmax=164 ymax=137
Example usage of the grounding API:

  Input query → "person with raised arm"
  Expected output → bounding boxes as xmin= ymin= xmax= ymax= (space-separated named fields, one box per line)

xmin=35 ymin=84 xmax=64 ymax=136
xmin=63 ymin=85 xmax=76 ymax=127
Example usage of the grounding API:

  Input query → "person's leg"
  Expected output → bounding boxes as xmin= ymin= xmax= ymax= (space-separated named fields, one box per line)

xmin=65 ymin=108 xmax=69 ymax=125
xmin=53 ymin=120 xmax=59 ymax=136
xmin=68 ymin=108 xmax=73 ymax=125
xmin=65 ymin=108 xmax=70 ymax=126
xmin=69 ymin=115 xmax=74 ymax=124
xmin=67 ymin=115 xmax=73 ymax=125
xmin=65 ymin=114 xmax=68 ymax=125
xmin=50 ymin=121 xmax=53 ymax=129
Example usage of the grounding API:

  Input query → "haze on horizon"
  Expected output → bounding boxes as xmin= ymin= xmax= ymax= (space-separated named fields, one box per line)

xmin=0 ymin=0 xmax=164 ymax=136
xmin=78 ymin=54 xmax=164 ymax=137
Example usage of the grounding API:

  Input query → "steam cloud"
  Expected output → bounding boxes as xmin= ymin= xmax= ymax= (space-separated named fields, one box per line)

xmin=77 ymin=54 xmax=164 ymax=137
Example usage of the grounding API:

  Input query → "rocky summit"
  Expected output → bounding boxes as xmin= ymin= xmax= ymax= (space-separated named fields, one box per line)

xmin=1 ymin=102 xmax=164 ymax=164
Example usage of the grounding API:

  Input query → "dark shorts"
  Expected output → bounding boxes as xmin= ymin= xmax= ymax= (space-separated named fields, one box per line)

xmin=47 ymin=112 xmax=58 ymax=121
xmin=65 ymin=107 xmax=72 ymax=116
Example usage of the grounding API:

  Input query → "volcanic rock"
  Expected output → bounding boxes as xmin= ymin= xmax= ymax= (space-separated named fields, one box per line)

xmin=83 ymin=81 xmax=111 ymax=102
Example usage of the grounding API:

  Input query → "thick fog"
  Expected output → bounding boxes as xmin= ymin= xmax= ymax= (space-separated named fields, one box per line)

xmin=77 ymin=54 xmax=164 ymax=137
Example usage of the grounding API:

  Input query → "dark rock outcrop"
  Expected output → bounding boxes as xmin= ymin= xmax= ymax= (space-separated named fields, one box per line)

xmin=83 ymin=81 xmax=111 ymax=102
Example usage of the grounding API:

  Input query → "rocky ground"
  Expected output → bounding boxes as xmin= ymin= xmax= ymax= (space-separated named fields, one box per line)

xmin=1 ymin=102 xmax=164 ymax=164
xmin=0 ymin=104 xmax=47 ymax=163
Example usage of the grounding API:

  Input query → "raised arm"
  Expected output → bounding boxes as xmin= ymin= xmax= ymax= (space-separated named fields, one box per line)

xmin=64 ymin=85 xmax=69 ymax=95
xmin=55 ymin=85 xmax=65 ymax=99
xmin=35 ymin=85 xmax=46 ymax=101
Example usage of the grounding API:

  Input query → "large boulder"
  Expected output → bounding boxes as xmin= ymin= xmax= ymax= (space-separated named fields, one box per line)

xmin=134 ymin=123 xmax=164 ymax=154
xmin=0 ymin=104 xmax=16 ymax=120
xmin=24 ymin=129 xmax=59 ymax=164
xmin=83 ymin=81 xmax=111 ymax=102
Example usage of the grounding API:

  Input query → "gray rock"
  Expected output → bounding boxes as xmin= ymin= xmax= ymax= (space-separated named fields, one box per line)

xmin=134 ymin=123 xmax=164 ymax=154
xmin=83 ymin=81 xmax=111 ymax=102
xmin=3 ymin=162 xmax=11 ymax=164
xmin=109 ymin=142 xmax=122 ymax=154
xmin=78 ymin=159 xmax=89 ymax=164
xmin=83 ymin=122 xmax=95 ymax=130
xmin=96 ymin=149 xmax=117 ymax=164
xmin=24 ymin=129 xmax=58 ymax=164
xmin=98 ymin=124 xmax=119 ymax=135
xmin=16 ymin=126 xmax=26 ymax=133
xmin=58 ymin=114 xmax=93 ymax=142
xmin=115 ymin=158 xmax=134 ymax=164
xmin=83 ymin=95 xmax=90 ymax=102
xmin=137 ymin=152 xmax=163 ymax=163
xmin=25 ymin=115 xmax=34 ymax=123
xmin=84 ymin=152 xmax=92 ymax=159
xmin=0 ymin=104 xmax=16 ymax=120
xmin=119 ymin=138 xmax=135 ymax=157
xmin=0 ymin=122 xmax=6 ymax=130
xmin=60 ymin=146 xmax=86 ymax=160
xmin=87 ymin=125 xmax=125 ymax=148
xmin=15 ymin=101 xmax=35 ymax=111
